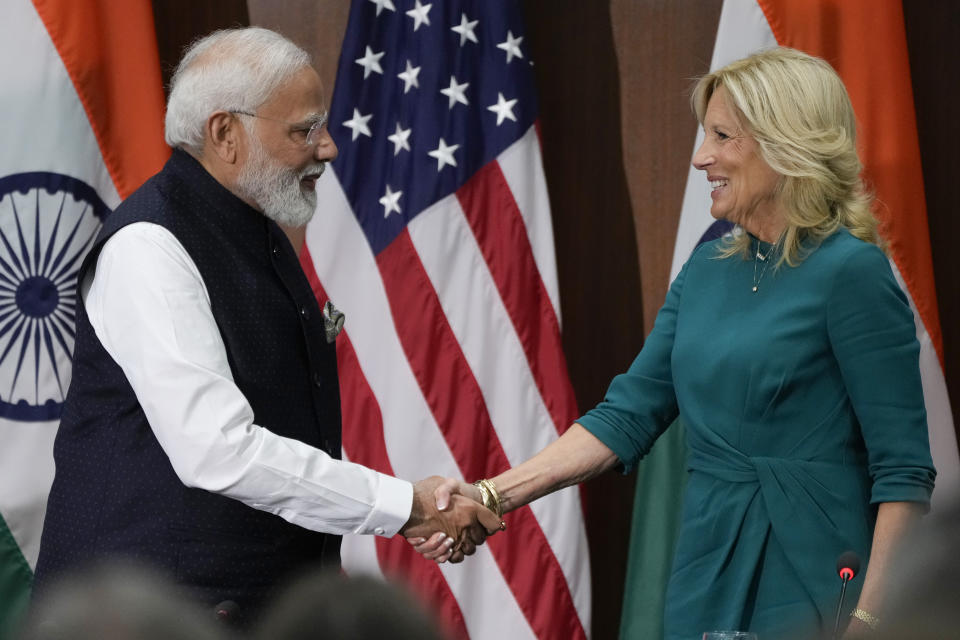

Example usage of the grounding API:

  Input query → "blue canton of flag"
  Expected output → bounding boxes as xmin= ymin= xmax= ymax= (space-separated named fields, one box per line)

xmin=331 ymin=0 xmax=537 ymax=255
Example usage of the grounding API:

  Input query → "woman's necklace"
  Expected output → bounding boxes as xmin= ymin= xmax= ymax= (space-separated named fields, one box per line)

xmin=752 ymin=243 xmax=774 ymax=292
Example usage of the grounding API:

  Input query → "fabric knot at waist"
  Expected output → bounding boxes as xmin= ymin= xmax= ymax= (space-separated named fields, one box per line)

xmin=686 ymin=433 xmax=859 ymax=487
xmin=688 ymin=445 xmax=762 ymax=483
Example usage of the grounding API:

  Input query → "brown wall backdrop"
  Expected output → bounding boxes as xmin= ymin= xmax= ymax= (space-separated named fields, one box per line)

xmin=151 ymin=2 xmax=959 ymax=638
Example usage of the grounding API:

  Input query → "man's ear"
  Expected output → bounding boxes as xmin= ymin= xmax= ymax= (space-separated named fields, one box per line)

xmin=206 ymin=110 xmax=240 ymax=164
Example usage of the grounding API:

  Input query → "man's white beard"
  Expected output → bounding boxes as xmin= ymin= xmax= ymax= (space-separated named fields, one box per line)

xmin=236 ymin=132 xmax=324 ymax=228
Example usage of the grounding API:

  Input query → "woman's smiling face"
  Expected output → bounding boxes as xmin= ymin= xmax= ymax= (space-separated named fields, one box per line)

xmin=692 ymin=86 xmax=785 ymax=238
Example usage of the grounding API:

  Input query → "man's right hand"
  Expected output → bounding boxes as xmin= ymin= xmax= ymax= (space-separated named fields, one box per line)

xmin=399 ymin=476 xmax=503 ymax=563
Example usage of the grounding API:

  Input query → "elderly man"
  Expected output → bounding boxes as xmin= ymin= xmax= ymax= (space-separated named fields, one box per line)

xmin=33 ymin=27 xmax=496 ymax=623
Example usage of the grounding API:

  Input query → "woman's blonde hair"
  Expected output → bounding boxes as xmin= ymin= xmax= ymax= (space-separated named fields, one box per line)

xmin=691 ymin=47 xmax=880 ymax=265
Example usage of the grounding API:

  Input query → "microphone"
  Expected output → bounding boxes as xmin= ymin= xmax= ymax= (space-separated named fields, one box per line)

xmin=833 ymin=551 xmax=861 ymax=639
xmin=213 ymin=600 xmax=239 ymax=624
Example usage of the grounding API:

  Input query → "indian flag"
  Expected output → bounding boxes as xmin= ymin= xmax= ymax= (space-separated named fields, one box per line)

xmin=0 ymin=0 xmax=167 ymax=633
xmin=621 ymin=1 xmax=957 ymax=637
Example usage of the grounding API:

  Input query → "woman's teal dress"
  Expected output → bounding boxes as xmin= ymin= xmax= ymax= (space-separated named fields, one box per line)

xmin=579 ymin=229 xmax=936 ymax=639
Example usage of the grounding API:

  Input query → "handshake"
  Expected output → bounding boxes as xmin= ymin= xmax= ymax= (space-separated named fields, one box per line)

xmin=398 ymin=476 xmax=505 ymax=564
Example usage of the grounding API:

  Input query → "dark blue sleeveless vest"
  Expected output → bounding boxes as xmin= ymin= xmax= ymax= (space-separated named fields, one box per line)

xmin=34 ymin=149 xmax=342 ymax=621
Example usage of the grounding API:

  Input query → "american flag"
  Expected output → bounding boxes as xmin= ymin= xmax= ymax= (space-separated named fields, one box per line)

xmin=299 ymin=0 xmax=591 ymax=638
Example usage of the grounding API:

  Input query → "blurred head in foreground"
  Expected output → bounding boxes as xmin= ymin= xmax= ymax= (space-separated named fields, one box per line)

xmin=254 ymin=571 xmax=447 ymax=640
xmin=17 ymin=560 xmax=226 ymax=640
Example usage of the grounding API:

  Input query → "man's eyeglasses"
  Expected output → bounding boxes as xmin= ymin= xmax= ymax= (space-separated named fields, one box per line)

xmin=231 ymin=110 xmax=329 ymax=147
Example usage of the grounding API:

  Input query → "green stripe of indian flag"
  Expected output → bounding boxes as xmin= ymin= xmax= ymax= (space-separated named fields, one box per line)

xmin=0 ymin=513 xmax=33 ymax=638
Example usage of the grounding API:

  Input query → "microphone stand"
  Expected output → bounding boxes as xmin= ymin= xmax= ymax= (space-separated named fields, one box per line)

xmin=833 ymin=551 xmax=860 ymax=639
xmin=833 ymin=573 xmax=851 ymax=640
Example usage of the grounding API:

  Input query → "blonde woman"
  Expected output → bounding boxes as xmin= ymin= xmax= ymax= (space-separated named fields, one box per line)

xmin=413 ymin=48 xmax=936 ymax=638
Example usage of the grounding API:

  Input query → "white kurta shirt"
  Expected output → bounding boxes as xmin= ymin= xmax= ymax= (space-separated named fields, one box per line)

xmin=81 ymin=221 xmax=413 ymax=537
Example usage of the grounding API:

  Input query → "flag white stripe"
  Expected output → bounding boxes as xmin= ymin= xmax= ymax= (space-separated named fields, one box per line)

xmin=437 ymin=549 xmax=537 ymax=640
xmin=497 ymin=127 xmax=562 ymax=323
xmin=889 ymin=264 xmax=959 ymax=505
xmin=408 ymin=184 xmax=592 ymax=626
xmin=0 ymin=424 xmax=56 ymax=569
xmin=338 ymin=449 xmax=388 ymax=580
xmin=307 ymin=169 xmax=537 ymax=639
xmin=309 ymin=170 xmax=455 ymax=483
xmin=672 ymin=0 xmax=776 ymax=282
xmin=337 ymin=535 xmax=385 ymax=580
xmin=524 ymin=484 xmax=593 ymax=629
xmin=919 ymin=347 xmax=958 ymax=504
xmin=407 ymin=195 xmax=559 ymax=466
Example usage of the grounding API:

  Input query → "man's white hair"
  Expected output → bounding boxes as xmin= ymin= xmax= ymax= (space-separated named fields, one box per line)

xmin=164 ymin=27 xmax=311 ymax=154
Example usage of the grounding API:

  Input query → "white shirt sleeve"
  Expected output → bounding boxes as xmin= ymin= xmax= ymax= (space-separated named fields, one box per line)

xmin=83 ymin=222 xmax=413 ymax=537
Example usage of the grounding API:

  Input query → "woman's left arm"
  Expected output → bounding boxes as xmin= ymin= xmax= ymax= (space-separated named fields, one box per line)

xmin=827 ymin=245 xmax=936 ymax=635
xmin=844 ymin=500 xmax=924 ymax=636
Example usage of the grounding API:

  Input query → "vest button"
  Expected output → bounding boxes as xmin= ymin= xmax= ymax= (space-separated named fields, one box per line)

xmin=300 ymin=306 xmax=310 ymax=319
xmin=271 ymin=245 xmax=280 ymax=256
xmin=313 ymin=372 xmax=323 ymax=388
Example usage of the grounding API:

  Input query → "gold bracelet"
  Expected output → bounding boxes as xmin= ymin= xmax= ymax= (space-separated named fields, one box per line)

xmin=472 ymin=479 xmax=503 ymax=517
xmin=474 ymin=481 xmax=491 ymax=511
xmin=851 ymin=608 xmax=880 ymax=630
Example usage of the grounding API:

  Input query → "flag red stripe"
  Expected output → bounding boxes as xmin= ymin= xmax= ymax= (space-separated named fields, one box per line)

xmin=299 ymin=247 xmax=470 ymax=640
xmin=376 ymin=231 xmax=586 ymax=640
xmin=757 ymin=0 xmax=945 ymax=367
xmin=456 ymin=161 xmax=578 ymax=435
xmin=376 ymin=232 xmax=503 ymax=481
xmin=31 ymin=0 xmax=169 ymax=199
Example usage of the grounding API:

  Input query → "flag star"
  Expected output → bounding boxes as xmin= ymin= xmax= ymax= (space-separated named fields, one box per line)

xmin=387 ymin=122 xmax=412 ymax=155
xmin=487 ymin=92 xmax=518 ymax=126
xmin=406 ymin=0 xmax=432 ymax=31
xmin=440 ymin=75 xmax=470 ymax=109
xmin=497 ymin=30 xmax=524 ymax=63
xmin=355 ymin=46 xmax=385 ymax=79
xmin=428 ymin=138 xmax=459 ymax=171
xmin=368 ymin=0 xmax=395 ymax=16
xmin=379 ymin=184 xmax=403 ymax=218
xmin=397 ymin=60 xmax=421 ymax=93
xmin=343 ymin=108 xmax=373 ymax=141
xmin=451 ymin=13 xmax=479 ymax=46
